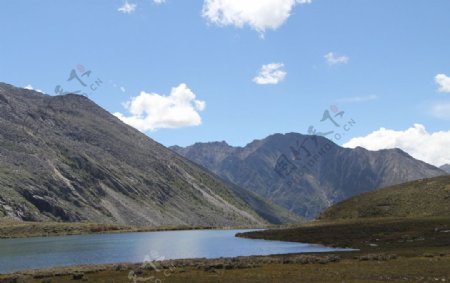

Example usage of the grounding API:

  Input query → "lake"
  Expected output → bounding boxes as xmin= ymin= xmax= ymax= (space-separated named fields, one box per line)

xmin=0 ymin=229 xmax=351 ymax=273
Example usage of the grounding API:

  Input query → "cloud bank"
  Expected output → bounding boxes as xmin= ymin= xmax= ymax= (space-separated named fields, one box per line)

xmin=344 ymin=124 xmax=450 ymax=167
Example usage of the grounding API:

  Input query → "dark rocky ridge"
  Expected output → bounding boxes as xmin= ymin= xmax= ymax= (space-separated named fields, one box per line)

xmin=0 ymin=82 xmax=298 ymax=226
xmin=440 ymin=164 xmax=450 ymax=173
xmin=172 ymin=134 xmax=446 ymax=219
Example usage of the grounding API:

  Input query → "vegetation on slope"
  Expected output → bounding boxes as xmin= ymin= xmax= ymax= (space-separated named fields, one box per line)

xmin=319 ymin=175 xmax=450 ymax=220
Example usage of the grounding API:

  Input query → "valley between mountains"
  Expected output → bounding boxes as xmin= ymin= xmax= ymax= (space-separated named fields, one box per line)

xmin=172 ymin=136 xmax=446 ymax=219
xmin=1 ymin=82 xmax=447 ymax=228
xmin=0 ymin=82 xmax=298 ymax=227
xmin=0 ymin=83 xmax=449 ymax=282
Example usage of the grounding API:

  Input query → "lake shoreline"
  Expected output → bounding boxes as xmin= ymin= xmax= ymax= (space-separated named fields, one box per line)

xmin=0 ymin=247 xmax=449 ymax=282
xmin=0 ymin=219 xmax=275 ymax=239
xmin=1 ymin=228 xmax=344 ymax=275
xmin=236 ymin=216 xmax=450 ymax=250
xmin=1 ymin=217 xmax=450 ymax=282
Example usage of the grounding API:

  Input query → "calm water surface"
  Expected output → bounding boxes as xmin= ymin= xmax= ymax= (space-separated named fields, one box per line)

xmin=0 ymin=229 xmax=350 ymax=273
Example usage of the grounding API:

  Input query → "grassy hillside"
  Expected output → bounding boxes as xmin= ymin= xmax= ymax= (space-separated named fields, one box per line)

xmin=319 ymin=175 xmax=450 ymax=220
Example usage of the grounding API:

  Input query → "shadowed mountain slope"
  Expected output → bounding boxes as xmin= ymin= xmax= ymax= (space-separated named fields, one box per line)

xmin=0 ymin=82 xmax=298 ymax=226
xmin=440 ymin=164 xmax=450 ymax=173
xmin=172 ymin=134 xmax=445 ymax=219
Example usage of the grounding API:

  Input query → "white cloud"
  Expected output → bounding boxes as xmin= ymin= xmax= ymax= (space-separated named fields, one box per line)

xmin=431 ymin=102 xmax=450 ymax=120
xmin=202 ymin=0 xmax=312 ymax=34
xmin=435 ymin=74 xmax=450 ymax=93
xmin=120 ymin=86 xmax=126 ymax=93
xmin=24 ymin=84 xmax=44 ymax=93
xmin=324 ymin=52 xmax=349 ymax=65
xmin=253 ymin=63 xmax=287 ymax=85
xmin=343 ymin=124 xmax=450 ymax=167
xmin=153 ymin=0 xmax=166 ymax=4
xmin=114 ymin=83 xmax=206 ymax=132
xmin=195 ymin=100 xmax=206 ymax=111
xmin=118 ymin=1 xmax=137 ymax=14
xmin=337 ymin=95 xmax=378 ymax=104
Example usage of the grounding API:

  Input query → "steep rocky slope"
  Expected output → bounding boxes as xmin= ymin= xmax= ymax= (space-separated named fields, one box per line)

xmin=172 ymin=134 xmax=446 ymax=218
xmin=440 ymin=164 xmax=450 ymax=173
xmin=0 ymin=82 xmax=298 ymax=226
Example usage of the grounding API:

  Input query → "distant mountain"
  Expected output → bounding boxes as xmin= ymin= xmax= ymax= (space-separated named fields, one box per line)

xmin=172 ymin=134 xmax=446 ymax=219
xmin=0 ymin=82 xmax=299 ymax=226
xmin=440 ymin=164 xmax=450 ymax=173
xmin=319 ymin=175 xmax=450 ymax=220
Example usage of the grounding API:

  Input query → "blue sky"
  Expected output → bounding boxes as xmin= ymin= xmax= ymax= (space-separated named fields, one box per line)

xmin=1 ymin=0 xmax=450 ymax=165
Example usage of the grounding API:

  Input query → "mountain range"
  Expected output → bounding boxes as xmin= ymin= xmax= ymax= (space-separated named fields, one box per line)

xmin=440 ymin=164 xmax=450 ymax=173
xmin=0 ymin=82 xmax=299 ymax=226
xmin=172 ymin=134 xmax=446 ymax=219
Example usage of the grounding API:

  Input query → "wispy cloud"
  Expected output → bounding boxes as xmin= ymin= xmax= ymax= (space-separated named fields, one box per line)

xmin=324 ymin=52 xmax=349 ymax=65
xmin=153 ymin=0 xmax=166 ymax=4
xmin=24 ymin=84 xmax=44 ymax=93
xmin=114 ymin=83 xmax=206 ymax=132
xmin=431 ymin=102 xmax=450 ymax=120
xmin=435 ymin=74 xmax=450 ymax=93
xmin=253 ymin=63 xmax=287 ymax=85
xmin=337 ymin=95 xmax=378 ymax=103
xmin=202 ymin=0 xmax=312 ymax=36
xmin=118 ymin=1 xmax=137 ymax=14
